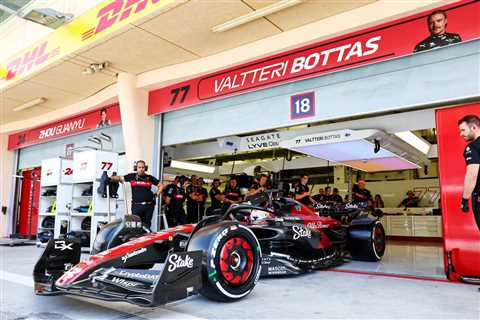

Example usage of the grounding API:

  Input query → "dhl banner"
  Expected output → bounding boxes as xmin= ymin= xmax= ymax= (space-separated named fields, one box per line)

xmin=0 ymin=0 xmax=184 ymax=86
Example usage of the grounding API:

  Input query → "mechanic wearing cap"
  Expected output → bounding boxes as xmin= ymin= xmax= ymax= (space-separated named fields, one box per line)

xmin=459 ymin=115 xmax=480 ymax=231
xmin=248 ymin=174 xmax=271 ymax=196
xmin=163 ymin=176 xmax=187 ymax=227
xmin=295 ymin=175 xmax=313 ymax=206
xmin=413 ymin=9 xmax=462 ymax=53
xmin=224 ymin=177 xmax=242 ymax=204
xmin=110 ymin=160 xmax=162 ymax=229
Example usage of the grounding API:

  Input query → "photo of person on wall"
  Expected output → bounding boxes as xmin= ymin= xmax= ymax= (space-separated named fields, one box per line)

xmin=96 ymin=108 xmax=111 ymax=128
xmin=413 ymin=9 xmax=462 ymax=53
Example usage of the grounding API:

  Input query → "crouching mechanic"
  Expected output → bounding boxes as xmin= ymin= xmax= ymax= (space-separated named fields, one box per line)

xmin=110 ymin=160 xmax=163 ymax=229
xmin=459 ymin=115 xmax=480 ymax=231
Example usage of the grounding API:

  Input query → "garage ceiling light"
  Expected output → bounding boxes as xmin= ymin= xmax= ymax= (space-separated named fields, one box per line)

xmin=0 ymin=4 xmax=73 ymax=29
xmin=280 ymin=129 xmax=426 ymax=172
xmin=212 ymin=0 xmax=303 ymax=33
xmin=394 ymin=131 xmax=430 ymax=155
xmin=170 ymin=160 xmax=216 ymax=174
xmin=13 ymin=97 xmax=47 ymax=112
xmin=22 ymin=8 xmax=73 ymax=29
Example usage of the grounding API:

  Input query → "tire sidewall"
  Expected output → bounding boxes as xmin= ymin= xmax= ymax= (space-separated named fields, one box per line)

xmin=371 ymin=220 xmax=386 ymax=260
xmin=205 ymin=224 xmax=262 ymax=300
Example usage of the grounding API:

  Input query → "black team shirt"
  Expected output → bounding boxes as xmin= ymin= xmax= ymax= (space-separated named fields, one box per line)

xmin=124 ymin=173 xmax=159 ymax=203
xmin=464 ymin=137 xmax=480 ymax=193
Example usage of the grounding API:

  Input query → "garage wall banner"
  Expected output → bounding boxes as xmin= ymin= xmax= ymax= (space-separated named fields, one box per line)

xmin=149 ymin=0 xmax=479 ymax=115
xmin=7 ymin=104 xmax=120 ymax=150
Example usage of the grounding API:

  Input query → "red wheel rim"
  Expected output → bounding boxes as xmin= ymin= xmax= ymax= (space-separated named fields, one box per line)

xmin=373 ymin=225 xmax=385 ymax=254
xmin=219 ymin=236 xmax=254 ymax=285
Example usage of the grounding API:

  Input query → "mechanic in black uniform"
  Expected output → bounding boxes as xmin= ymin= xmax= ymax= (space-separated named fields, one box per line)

xmin=186 ymin=175 xmax=200 ymax=223
xmin=329 ymin=188 xmax=344 ymax=204
xmin=206 ymin=179 xmax=222 ymax=215
xmin=398 ymin=191 xmax=420 ymax=208
xmin=197 ymin=177 xmax=208 ymax=219
xmin=312 ymin=188 xmax=326 ymax=203
xmin=458 ymin=115 xmax=480 ymax=231
xmin=110 ymin=160 xmax=162 ymax=229
xmin=294 ymin=175 xmax=313 ymax=206
xmin=352 ymin=180 xmax=373 ymax=208
xmin=163 ymin=176 xmax=187 ymax=227
xmin=414 ymin=10 xmax=462 ymax=53
xmin=248 ymin=174 xmax=271 ymax=196
xmin=224 ymin=177 xmax=242 ymax=204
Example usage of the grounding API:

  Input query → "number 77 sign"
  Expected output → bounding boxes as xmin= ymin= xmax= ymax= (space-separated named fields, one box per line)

xmin=290 ymin=91 xmax=316 ymax=120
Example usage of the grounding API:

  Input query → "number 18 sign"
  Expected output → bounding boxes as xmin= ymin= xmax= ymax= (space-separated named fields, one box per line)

xmin=290 ymin=91 xmax=315 ymax=120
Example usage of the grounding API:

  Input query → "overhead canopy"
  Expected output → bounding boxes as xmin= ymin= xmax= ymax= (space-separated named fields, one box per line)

xmin=280 ymin=129 xmax=428 ymax=172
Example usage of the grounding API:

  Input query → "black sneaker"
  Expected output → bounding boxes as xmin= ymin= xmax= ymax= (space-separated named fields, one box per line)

xmin=82 ymin=185 xmax=93 ymax=196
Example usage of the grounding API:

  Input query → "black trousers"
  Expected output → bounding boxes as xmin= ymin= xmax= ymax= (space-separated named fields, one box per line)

xmin=472 ymin=192 xmax=480 ymax=231
xmin=166 ymin=206 xmax=187 ymax=227
xmin=187 ymin=202 xmax=205 ymax=224
xmin=132 ymin=203 xmax=155 ymax=229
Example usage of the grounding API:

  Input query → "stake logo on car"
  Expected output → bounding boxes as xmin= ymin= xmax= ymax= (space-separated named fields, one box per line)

xmin=292 ymin=225 xmax=312 ymax=240
xmin=167 ymin=254 xmax=194 ymax=272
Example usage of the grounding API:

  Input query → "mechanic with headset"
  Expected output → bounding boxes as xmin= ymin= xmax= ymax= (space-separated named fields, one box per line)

xmin=459 ymin=115 xmax=480 ymax=231
xmin=110 ymin=160 xmax=163 ymax=229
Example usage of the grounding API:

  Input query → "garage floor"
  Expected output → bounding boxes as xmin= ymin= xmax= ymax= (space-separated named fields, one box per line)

xmin=1 ymin=244 xmax=478 ymax=320
xmin=336 ymin=240 xmax=445 ymax=278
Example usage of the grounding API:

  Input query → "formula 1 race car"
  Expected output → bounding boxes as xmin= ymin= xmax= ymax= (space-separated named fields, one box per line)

xmin=33 ymin=193 xmax=385 ymax=307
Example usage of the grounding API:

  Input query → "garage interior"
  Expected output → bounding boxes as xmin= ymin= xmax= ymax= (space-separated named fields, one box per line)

xmin=162 ymin=108 xmax=444 ymax=279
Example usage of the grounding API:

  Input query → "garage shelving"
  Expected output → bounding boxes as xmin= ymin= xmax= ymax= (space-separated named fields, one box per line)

xmin=37 ymin=158 xmax=73 ymax=246
xmin=72 ymin=150 xmax=120 ymax=251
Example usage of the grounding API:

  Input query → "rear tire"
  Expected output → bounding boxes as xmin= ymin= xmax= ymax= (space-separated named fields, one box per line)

xmin=347 ymin=220 xmax=385 ymax=261
xmin=187 ymin=222 xmax=262 ymax=302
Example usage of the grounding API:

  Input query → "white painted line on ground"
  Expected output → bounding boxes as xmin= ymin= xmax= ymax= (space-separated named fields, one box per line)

xmin=0 ymin=270 xmax=33 ymax=287
xmin=0 ymin=269 xmax=207 ymax=320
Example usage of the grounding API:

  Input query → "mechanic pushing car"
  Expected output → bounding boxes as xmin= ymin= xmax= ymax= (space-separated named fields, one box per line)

xmin=458 ymin=115 xmax=480 ymax=231
xmin=109 ymin=160 xmax=162 ymax=229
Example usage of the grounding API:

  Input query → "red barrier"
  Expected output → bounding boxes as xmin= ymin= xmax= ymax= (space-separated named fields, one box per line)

xmin=436 ymin=103 xmax=480 ymax=282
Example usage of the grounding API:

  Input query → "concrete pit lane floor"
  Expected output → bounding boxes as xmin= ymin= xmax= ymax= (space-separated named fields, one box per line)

xmin=1 ymin=245 xmax=478 ymax=320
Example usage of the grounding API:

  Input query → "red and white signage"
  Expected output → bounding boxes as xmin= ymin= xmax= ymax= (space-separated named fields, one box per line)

xmin=8 ymin=104 xmax=120 ymax=150
xmin=148 ymin=0 xmax=480 ymax=115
